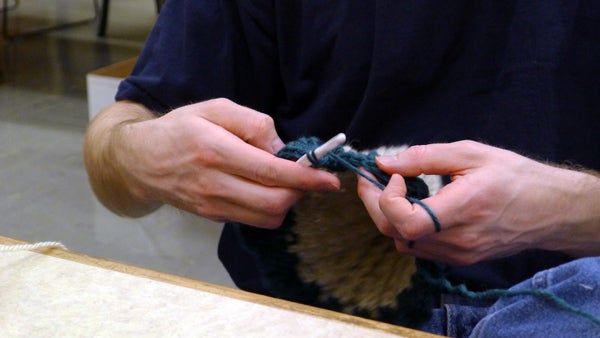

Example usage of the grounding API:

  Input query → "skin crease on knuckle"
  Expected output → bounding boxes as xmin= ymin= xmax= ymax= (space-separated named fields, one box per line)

xmin=206 ymin=97 xmax=234 ymax=113
xmin=376 ymin=220 xmax=401 ymax=238
xmin=216 ymin=100 xmax=276 ymax=146
xmin=250 ymin=161 xmax=283 ymax=186
xmin=247 ymin=114 xmax=276 ymax=141
xmin=379 ymin=195 xmax=425 ymax=240
xmin=256 ymin=189 xmax=300 ymax=218
xmin=402 ymin=144 xmax=431 ymax=172
xmin=452 ymin=140 xmax=488 ymax=162
xmin=448 ymin=230 xmax=488 ymax=252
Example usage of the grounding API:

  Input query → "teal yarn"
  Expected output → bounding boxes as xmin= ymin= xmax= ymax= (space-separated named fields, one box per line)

xmin=424 ymin=273 xmax=600 ymax=327
xmin=276 ymin=136 xmax=432 ymax=202
xmin=327 ymin=151 xmax=441 ymax=233
xmin=239 ymin=136 xmax=600 ymax=328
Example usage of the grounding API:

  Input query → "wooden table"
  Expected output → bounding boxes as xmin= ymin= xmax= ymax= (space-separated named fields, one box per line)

xmin=0 ymin=236 xmax=440 ymax=337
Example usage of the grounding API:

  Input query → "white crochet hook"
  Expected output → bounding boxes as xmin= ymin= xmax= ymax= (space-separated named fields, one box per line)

xmin=296 ymin=133 xmax=346 ymax=167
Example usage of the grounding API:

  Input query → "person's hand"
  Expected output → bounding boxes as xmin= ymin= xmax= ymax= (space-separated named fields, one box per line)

xmin=87 ymin=98 xmax=340 ymax=228
xmin=357 ymin=140 xmax=600 ymax=264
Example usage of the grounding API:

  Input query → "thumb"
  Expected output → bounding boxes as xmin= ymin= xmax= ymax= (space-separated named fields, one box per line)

xmin=379 ymin=174 xmax=439 ymax=239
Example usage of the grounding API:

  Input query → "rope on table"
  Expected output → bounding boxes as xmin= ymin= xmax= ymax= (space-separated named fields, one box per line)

xmin=0 ymin=241 xmax=67 ymax=252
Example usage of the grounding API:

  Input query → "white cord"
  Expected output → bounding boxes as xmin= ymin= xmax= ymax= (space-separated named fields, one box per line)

xmin=0 ymin=241 xmax=67 ymax=252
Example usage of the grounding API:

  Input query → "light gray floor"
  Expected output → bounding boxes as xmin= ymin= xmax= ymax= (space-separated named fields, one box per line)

xmin=0 ymin=0 xmax=235 ymax=288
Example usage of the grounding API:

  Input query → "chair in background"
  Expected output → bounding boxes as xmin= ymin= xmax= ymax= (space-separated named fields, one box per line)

xmin=1 ymin=0 xmax=98 ymax=40
xmin=97 ymin=0 xmax=163 ymax=37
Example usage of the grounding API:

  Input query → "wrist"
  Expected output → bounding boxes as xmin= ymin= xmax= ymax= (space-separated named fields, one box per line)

xmin=84 ymin=102 xmax=162 ymax=217
xmin=111 ymin=120 xmax=164 ymax=213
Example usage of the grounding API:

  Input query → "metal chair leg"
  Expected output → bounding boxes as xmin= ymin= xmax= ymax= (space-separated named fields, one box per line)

xmin=96 ymin=0 xmax=108 ymax=37
xmin=97 ymin=0 xmax=162 ymax=37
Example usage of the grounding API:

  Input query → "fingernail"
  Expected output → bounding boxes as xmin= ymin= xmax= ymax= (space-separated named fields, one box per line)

xmin=376 ymin=155 xmax=396 ymax=166
xmin=319 ymin=176 xmax=341 ymax=191
xmin=324 ymin=180 xmax=341 ymax=191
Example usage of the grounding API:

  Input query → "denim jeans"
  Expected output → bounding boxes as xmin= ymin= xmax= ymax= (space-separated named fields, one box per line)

xmin=419 ymin=257 xmax=600 ymax=338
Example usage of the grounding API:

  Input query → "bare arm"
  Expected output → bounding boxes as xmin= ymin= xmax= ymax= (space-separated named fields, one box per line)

xmin=357 ymin=140 xmax=600 ymax=264
xmin=84 ymin=101 xmax=159 ymax=217
xmin=83 ymin=98 xmax=340 ymax=227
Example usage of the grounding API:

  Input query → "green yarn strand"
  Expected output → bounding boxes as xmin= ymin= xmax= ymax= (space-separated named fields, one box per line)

xmin=327 ymin=152 xmax=386 ymax=190
xmin=423 ymin=270 xmax=600 ymax=327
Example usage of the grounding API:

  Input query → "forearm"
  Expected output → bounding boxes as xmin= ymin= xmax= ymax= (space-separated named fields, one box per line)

xmin=83 ymin=101 xmax=162 ymax=217
xmin=539 ymin=167 xmax=600 ymax=257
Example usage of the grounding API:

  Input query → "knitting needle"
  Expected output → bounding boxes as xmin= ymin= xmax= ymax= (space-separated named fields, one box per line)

xmin=296 ymin=133 xmax=347 ymax=167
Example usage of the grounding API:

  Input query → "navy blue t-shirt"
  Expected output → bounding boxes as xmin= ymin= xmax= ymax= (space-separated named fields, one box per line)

xmin=117 ymin=1 xmax=600 ymax=292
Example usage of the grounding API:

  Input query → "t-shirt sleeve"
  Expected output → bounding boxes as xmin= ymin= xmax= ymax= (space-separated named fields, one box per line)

xmin=116 ymin=0 xmax=279 ymax=115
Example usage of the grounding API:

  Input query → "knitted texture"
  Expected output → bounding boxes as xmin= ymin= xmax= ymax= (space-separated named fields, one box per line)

xmin=233 ymin=137 xmax=446 ymax=328
xmin=234 ymin=137 xmax=600 ymax=329
xmin=276 ymin=137 xmax=431 ymax=198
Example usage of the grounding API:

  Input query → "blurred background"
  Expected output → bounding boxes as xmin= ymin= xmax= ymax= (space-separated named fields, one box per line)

xmin=0 ymin=0 xmax=235 ymax=288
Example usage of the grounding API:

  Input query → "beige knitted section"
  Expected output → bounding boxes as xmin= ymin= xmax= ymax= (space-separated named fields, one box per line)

xmin=290 ymin=172 xmax=416 ymax=315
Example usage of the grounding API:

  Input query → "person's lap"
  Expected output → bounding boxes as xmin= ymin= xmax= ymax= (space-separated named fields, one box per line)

xmin=420 ymin=257 xmax=600 ymax=337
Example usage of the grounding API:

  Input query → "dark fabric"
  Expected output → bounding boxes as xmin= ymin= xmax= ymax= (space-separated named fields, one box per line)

xmin=217 ymin=222 xmax=268 ymax=295
xmin=116 ymin=1 xmax=600 ymax=292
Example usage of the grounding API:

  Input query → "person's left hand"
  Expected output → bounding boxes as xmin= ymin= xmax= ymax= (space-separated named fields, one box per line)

xmin=357 ymin=140 xmax=600 ymax=265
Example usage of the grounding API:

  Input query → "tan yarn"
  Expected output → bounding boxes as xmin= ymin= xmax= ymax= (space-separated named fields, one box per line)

xmin=290 ymin=171 xmax=416 ymax=315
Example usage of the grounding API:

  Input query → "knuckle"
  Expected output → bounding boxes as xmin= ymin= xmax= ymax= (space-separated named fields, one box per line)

xmin=455 ymin=140 xmax=486 ymax=160
xmin=259 ymin=193 xmax=296 ymax=217
xmin=186 ymin=195 xmax=225 ymax=221
xmin=452 ymin=232 xmax=481 ymax=250
xmin=356 ymin=182 xmax=369 ymax=199
xmin=262 ymin=200 xmax=289 ymax=217
xmin=398 ymin=226 xmax=422 ymax=241
xmin=377 ymin=198 xmax=424 ymax=239
xmin=248 ymin=113 xmax=275 ymax=134
xmin=377 ymin=191 xmax=391 ymax=206
xmin=195 ymin=146 xmax=221 ymax=168
xmin=195 ymin=176 xmax=221 ymax=197
xmin=455 ymin=139 xmax=479 ymax=149
xmin=207 ymin=97 xmax=233 ymax=109
xmin=251 ymin=163 xmax=280 ymax=184
xmin=405 ymin=144 xmax=430 ymax=162
xmin=377 ymin=223 xmax=399 ymax=238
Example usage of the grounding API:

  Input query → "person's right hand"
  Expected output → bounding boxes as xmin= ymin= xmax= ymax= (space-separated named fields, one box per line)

xmin=85 ymin=98 xmax=340 ymax=228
